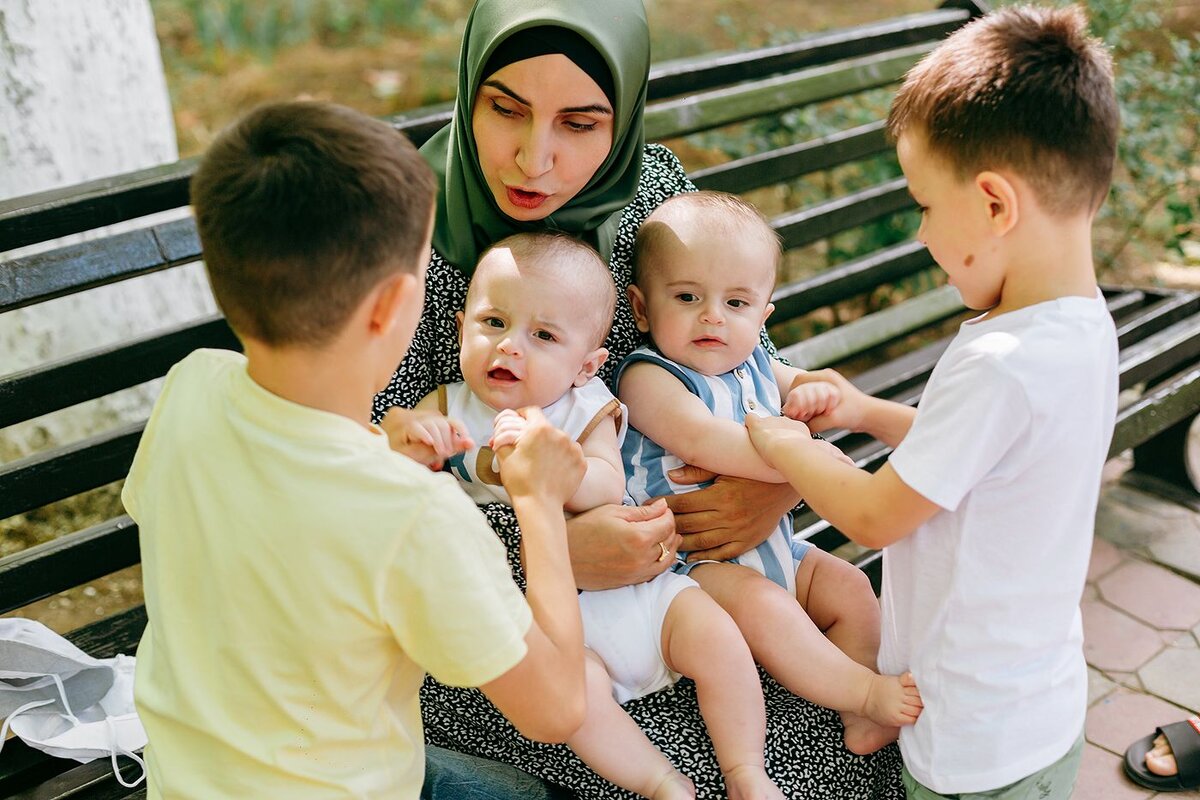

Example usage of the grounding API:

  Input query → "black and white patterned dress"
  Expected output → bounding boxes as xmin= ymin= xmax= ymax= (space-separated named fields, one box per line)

xmin=373 ymin=144 xmax=904 ymax=799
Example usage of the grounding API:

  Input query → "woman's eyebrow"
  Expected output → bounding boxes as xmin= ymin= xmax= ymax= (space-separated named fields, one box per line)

xmin=481 ymin=79 xmax=612 ymax=116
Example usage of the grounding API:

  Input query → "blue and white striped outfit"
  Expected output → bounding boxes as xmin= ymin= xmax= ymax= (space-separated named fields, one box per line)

xmin=617 ymin=344 xmax=808 ymax=593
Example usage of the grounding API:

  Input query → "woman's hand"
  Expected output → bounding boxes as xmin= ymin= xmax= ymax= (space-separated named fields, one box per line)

xmin=661 ymin=467 xmax=801 ymax=562
xmin=565 ymin=499 xmax=681 ymax=591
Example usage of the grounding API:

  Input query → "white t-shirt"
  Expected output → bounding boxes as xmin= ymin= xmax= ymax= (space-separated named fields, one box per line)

xmin=124 ymin=350 xmax=532 ymax=799
xmin=883 ymin=292 xmax=1117 ymax=794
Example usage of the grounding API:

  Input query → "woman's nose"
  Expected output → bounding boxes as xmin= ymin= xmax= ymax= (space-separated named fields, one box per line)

xmin=515 ymin=124 xmax=553 ymax=179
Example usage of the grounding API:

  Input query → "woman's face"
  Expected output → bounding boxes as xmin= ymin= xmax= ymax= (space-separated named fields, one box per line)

xmin=472 ymin=53 xmax=614 ymax=222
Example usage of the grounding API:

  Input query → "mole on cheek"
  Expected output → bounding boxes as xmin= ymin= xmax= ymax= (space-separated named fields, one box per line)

xmin=964 ymin=254 xmax=975 ymax=267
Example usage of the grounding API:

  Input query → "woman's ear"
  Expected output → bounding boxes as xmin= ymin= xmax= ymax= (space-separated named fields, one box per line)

xmin=574 ymin=348 xmax=610 ymax=387
xmin=975 ymin=171 xmax=1019 ymax=237
xmin=627 ymin=285 xmax=651 ymax=333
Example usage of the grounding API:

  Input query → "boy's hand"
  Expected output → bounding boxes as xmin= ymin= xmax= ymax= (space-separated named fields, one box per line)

xmin=783 ymin=380 xmax=840 ymax=422
xmin=495 ymin=407 xmax=586 ymax=506
xmin=383 ymin=408 xmax=474 ymax=470
xmin=744 ymin=414 xmax=813 ymax=469
xmin=788 ymin=369 xmax=869 ymax=433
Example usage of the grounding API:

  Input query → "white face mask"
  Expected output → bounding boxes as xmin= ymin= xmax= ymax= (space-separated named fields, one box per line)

xmin=0 ymin=620 xmax=147 ymax=788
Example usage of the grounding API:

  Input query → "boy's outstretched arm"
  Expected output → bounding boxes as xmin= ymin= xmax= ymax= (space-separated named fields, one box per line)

xmin=746 ymin=415 xmax=939 ymax=549
xmin=619 ymin=361 xmax=804 ymax=484
xmin=480 ymin=408 xmax=587 ymax=742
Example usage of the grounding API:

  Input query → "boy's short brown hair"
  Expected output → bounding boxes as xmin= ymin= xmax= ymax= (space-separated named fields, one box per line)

xmin=191 ymin=101 xmax=436 ymax=347
xmin=887 ymin=5 xmax=1118 ymax=216
xmin=633 ymin=191 xmax=781 ymax=287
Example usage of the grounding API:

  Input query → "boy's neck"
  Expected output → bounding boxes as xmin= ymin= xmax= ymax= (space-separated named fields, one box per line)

xmin=988 ymin=211 xmax=1099 ymax=318
xmin=243 ymin=339 xmax=380 ymax=431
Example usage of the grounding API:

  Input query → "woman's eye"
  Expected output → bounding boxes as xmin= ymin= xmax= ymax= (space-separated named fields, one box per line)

xmin=534 ymin=330 xmax=556 ymax=342
xmin=564 ymin=119 xmax=598 ymax=133
xmin=490 ymin=100 xmax=518 ymax=118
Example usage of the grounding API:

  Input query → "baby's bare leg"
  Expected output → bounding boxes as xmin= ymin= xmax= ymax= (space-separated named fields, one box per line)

xmin=661 ymin=587 xmax=783 ymax=800
xmin=567 ymin=651 xmax=694 ymax=799
xmin=689 ymin=562 xmax=921 ymax=755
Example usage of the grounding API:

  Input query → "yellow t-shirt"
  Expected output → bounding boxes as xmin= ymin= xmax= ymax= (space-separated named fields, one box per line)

xmin=123 ymin=349 xmax=532 ymax=799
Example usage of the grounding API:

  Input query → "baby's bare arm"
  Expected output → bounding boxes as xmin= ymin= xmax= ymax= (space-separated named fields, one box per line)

xmin=564 ymin=417 xmax=626 ymax=514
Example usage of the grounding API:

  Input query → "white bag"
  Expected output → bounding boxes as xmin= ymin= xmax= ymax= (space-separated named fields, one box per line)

xmin=0 ymin=619 xmax=147 ymax=788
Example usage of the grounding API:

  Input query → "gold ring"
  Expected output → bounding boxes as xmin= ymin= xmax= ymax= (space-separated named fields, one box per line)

xmin=656 ymin=541 xmax=669 ymax=562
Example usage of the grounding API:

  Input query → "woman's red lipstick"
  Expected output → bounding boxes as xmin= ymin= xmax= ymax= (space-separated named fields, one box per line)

xmin=506 ymin=187 xmax=548 ymax=209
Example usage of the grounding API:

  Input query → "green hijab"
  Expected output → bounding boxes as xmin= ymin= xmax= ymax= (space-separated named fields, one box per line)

xmin=420 ymin=0 xmax=650 ymax=273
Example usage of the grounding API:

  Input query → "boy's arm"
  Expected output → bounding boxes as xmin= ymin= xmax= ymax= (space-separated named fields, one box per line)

xmin=479 ymin=409 xmax=587 ymax=742
xmin=746 ymin=416 xmax=939 ymax=548
xmin=620 ymin=361 xmax=802 ymax=484
xmin=564 ymin=416 xmax=626 ymax=513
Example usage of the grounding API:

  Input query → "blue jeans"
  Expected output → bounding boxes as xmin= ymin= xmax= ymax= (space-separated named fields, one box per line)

xmin=422 ymin=746 xmax=574 ymax=800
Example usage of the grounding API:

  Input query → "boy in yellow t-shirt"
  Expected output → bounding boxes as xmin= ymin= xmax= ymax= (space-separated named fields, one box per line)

xmin=122 ymin=101 xmax=586 ymax=799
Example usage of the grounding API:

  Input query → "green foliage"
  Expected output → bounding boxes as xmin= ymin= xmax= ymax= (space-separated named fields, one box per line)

xmin=165 ymin=0 xmax=441 ymax=59
xmin=1086 ymin=0 xmax=1200 ymax=268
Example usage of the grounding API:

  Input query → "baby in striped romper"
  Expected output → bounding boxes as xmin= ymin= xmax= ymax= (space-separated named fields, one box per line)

xmin=619 ymin=190 xmax=922 ymax=756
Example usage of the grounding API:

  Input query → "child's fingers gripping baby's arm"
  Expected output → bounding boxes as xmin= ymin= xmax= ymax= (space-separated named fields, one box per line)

xmin=619 ymin=361 xmax=787 ymax=484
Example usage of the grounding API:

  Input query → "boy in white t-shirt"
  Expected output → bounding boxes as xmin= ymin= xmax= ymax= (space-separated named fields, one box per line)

xmin=389 ymin=232 xmax=783 ymax=800
xmin=743 ymin=6 xmax=1120 ymax=799
xmin=124 ymin=101 xmax=588 ymax=798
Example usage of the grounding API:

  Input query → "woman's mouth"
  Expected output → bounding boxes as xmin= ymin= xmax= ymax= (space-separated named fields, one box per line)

xmin=506 ymin=187 xmax=548 ymax=209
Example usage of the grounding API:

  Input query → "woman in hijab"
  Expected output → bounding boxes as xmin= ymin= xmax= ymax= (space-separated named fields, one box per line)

xmin=375 ymin=1 xmax=904 ymax=797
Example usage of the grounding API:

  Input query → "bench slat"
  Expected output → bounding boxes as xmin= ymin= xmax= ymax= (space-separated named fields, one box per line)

xmin=774 ymin=178 xmax=914 ymax=251
xmin=0 ymin=517 xmax=139 ymax=615
xmin=0 ymin=317 xmax=238 ymax=429
xmin=644 ymin=43 xmax=935 ymax=142
xmin=691 ymin=121 xmax=890 ymax=194
xmin=1119 ymin=315 xmax=1200 ymax=389
xmin=0 ymin=426 xmax=142 ymax=522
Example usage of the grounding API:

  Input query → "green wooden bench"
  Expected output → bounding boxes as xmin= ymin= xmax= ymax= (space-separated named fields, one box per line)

xmin=4 ymin=1 xmax=1199 ymax=795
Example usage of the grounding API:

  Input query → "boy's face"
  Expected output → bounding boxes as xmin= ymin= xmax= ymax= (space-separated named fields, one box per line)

xmin=458 ymin=248 xmax=606 ymax=410
xmin=629 ymin=223 xmax=776 ymax=377
xmin=897 ymin=131 xmax=1003 ymax=311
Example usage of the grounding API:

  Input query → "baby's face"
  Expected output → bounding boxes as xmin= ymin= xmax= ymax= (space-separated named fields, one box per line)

xmin=631 ymin=226 xmax=776 ymax=376
xmin=459 ymin=249 xmax=603 ymax=410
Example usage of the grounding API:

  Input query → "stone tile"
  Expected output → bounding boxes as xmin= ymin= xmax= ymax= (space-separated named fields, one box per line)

xmin=1098 ymin=560 xmax=1200 ymax=631
xmin=1096 ymin=486 xmax=1195 ymax=555
xmin=1148 ymin=528 xmax=1200 ymax=582
xmin=1106 ymin=671 xmax=1147 ymax=692
xmin=1085 ymin=689 xmax=1192 ymax=755
xmin=1071 ymin=742 xmax=1153 ymax=799
xmin=1083 ymin=600 xmax=1166 ymax=672
xmin=1090 ymin=535 xmax=1126 ymax=582
xmin=1139 ymin=642 xmax=1200 ymax=712
xmin=1090 ymin=667 xmax=1119 ymax=706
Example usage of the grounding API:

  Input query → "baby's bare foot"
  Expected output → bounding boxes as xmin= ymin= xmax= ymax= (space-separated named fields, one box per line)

xmin=723 ymin=764 xmax=785 ymax=800
xmin=863 ymin=671 xmax=922 ymax=728
xmin=840 ymin=711 xmax=899 ymax=756
xmin=649 ymin=769 xmax=695 ymax=800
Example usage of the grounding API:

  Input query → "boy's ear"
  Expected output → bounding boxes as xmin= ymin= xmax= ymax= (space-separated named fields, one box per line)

xmin=368 ymin=272 xmax=418 ymax=337
xmin=975 ymin=171 xmax=1019 ymax=236
xmin=627 ymin=285 xmax=651 ymax=333
xmin=574 ymin=347 xmax=609 ymax=387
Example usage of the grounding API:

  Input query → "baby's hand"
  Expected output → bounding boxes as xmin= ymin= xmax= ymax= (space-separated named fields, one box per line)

xmin=744 ymin=414 xmax=812 ymax=468
xmin=811 ymin=436 xmax=856 ymax=467
xmin=390 ymin=409 xmax=474 ymax=470
xmin=490 ymin=408 xmax=528 ymax=452
xmin=784 ymin=380 xmax=840 ymax=422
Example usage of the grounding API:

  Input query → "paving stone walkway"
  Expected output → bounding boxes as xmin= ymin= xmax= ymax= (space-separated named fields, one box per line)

xmin=1076 ymin=468 xmax=1200 ymax=799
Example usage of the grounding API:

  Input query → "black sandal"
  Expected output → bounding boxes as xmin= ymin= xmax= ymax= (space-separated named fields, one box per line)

xmin=1124 ymin=716 xmax=1200 ymax=792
